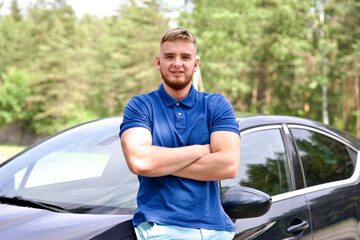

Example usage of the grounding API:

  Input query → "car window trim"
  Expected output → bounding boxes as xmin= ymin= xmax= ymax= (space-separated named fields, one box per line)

xmin=282 ymin=124 xmax=300 ymax=190
xmin=240 ymin=125 xmax=283 ymax=137
xmin=271 ymin=125 xmax=360 ymax=203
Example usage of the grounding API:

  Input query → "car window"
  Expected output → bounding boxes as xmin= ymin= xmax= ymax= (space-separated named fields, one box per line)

xmin=221 ymin=128 xmax=291 ymax=196
xmin=291 ymin=128 xmax=355 ymax=187
xmin=24 ymin=144 xmax=111 ymax=188
xmin=0 ymin=118 xmax=139 ymax=214
xmin=11 ymin=132 xmax=118 ymax=189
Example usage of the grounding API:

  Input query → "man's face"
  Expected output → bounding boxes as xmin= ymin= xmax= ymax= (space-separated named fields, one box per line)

xmin=156 ymin=40 xmax=199 ymax=91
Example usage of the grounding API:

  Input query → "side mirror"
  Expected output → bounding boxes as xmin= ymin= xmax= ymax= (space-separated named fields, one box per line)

xmin=221 ymin=186 xmax=272 ymax=219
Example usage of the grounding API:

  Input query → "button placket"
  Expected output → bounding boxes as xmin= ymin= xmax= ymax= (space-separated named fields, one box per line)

xmin=174 ymin=102 xmax=185 ymax=129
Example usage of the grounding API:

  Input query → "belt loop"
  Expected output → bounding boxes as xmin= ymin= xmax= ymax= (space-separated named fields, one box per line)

xmin=199 ymin=228 xmax=204 ymax=240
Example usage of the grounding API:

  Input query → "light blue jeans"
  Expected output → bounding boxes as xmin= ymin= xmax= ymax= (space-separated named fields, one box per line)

xmin=134 ymin=222 xmax=235 ymax=240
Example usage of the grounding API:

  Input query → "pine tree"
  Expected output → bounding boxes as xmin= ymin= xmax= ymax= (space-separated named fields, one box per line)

xmin=26 ymin=0 xmax=81 ymax=133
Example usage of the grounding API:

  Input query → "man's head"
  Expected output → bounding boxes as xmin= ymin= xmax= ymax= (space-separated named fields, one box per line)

xmin=156 ymin=28 xmax=199 ymax=92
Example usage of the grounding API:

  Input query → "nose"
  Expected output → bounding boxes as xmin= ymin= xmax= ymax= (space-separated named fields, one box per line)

xmin=173 ymin=56 xmax=182 ymax=67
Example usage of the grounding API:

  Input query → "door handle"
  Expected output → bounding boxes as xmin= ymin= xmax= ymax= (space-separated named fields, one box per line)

xmin=286 ymin=220 xmax=309 ymax=233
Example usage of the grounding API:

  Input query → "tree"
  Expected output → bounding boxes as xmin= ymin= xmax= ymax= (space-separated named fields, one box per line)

xmin=323 ymin=0 xmax=360 ymax=137
xmin=179 ymin=0 xmax=259 ymax=109
xmin=26 ymin=0 xmax=82 ymax=133
xmin=0 ymin=68 xmax=31 ymax=126
xmin=88 ymin=0 xmax=169 ymax=117
xmin=9 ymin=0 xmax=22 ymax=22
xmin=179 ymin=0 xmax=314 ymax=115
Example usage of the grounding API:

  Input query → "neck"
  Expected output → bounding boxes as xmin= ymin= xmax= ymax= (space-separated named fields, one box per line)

xmin=163 ymin=83 xmax=192 ymax=101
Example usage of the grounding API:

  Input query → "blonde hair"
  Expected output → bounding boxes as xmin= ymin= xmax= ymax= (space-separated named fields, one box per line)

xmin=160 ymin=28 xmax=197 ymax=49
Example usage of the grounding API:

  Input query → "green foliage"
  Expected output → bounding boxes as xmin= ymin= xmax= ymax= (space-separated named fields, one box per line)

xmin=87 ymin=0 xmax=168 ymax=118
xmin=179 ymin=0 xmax=360 ymax=137
xmin=9 ymin=0 xmax=22 ymax=22
xmin=0 ymin=0 xmax=169 ymax=134
xmin=0 ymin=0 xmax=359 ymax=137
xmin=0 ymin=68 xmax=31 ymax=126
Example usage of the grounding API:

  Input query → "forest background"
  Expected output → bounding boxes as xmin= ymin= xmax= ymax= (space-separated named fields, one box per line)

xmin=0 ymin=0 xmax=360 ymax=146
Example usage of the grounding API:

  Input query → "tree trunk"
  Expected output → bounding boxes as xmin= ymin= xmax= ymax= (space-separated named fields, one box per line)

xmin=252 ymin=77 xmax=258 ymax=110
xmin=355 ymin=73 xmax=360 ymax=139
xmin=257 ymin=64 xmax=268 ymax=114
xmin=344 ymin=76 xmax=353 ymax=132
xmin=322 ymin=58 xmax=329 ymax=125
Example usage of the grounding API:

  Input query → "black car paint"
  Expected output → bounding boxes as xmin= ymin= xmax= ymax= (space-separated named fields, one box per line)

xmin=221 ymin=186 xmax=271 ymax=219
xmin=0 ymin=204 xmax=134 ymax=240
xmin=306 ymin=184 xmax=360 ymax=239
xmin=234 ymin=195 xmax=311 ymax=239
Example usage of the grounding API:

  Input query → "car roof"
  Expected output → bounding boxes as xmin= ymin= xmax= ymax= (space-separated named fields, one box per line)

xmin=235 ymin=112 xmax=360 ymax=150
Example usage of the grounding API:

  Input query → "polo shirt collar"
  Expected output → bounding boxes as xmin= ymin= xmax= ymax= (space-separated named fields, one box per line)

xmin=158 ymin=83 xmax=196 ymax=108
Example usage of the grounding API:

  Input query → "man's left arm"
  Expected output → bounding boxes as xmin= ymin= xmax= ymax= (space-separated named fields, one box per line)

xmin=172 ymin=130 xmax=240 ymax=181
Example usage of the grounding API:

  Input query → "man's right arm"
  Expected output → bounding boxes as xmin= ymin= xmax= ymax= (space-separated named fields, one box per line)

xmin=120 ymin=127 xmax=211 ymax=177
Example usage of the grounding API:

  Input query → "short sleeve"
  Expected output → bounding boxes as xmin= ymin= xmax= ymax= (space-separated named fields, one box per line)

xmin=211 ymin=95 xmax=240 ymax=135
xmin=119 ymin=96 xmax=152 ymax=137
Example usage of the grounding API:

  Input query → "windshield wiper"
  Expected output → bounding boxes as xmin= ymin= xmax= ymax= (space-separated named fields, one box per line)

xmin=0 ymin=195 xmax=69 ymax=213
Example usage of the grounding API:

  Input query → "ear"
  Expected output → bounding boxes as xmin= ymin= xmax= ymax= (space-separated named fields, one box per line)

xmin=156 ymin=56 xmax=161 ymax=71
xmin=193 ymin=57 xmax=200 ymax=72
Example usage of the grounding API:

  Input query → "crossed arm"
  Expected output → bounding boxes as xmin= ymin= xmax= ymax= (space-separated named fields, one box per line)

xmin=120 ymin=127 xmax=240 ymax=181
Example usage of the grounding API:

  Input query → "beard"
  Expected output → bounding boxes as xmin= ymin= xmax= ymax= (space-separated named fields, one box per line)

xmin=160 ymin=70 xmax=193 ymax=91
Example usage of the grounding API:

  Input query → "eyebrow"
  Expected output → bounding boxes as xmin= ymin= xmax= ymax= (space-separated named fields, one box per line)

xmin=163 ymin=52 xmax=193 ymax=57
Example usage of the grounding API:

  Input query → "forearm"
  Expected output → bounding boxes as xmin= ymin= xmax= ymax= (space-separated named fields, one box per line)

xmin=172 ymin=131 xmax=240 ymax=181
xmin=122 ymin=133 xmax=210 ymax=177
xmin=172 ymin=149 xmax=240 ymax=181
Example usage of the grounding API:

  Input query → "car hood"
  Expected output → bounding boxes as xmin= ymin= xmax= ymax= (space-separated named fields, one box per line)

xmin=0 ymin=204 xmax=134 ymax=240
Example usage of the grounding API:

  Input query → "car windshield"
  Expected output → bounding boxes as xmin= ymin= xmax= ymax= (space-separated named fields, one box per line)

xmin=0 ymin=118 xmax=138 ymax=215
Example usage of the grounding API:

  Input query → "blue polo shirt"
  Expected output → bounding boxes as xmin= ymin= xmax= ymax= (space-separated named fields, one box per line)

xmin=120 ymin=84 xmax=239 ymax=231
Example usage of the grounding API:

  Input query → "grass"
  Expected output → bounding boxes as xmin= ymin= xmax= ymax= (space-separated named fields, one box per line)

xmin=0 ymin=144 xmax=27 ymax=156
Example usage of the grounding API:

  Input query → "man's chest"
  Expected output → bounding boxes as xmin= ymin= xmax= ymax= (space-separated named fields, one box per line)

xmin=150 ymin=104 xmax=211 ymax=147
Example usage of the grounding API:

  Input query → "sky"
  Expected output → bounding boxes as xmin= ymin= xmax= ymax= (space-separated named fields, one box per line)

xmin=1 ymin=0 xmax=185 ymax=18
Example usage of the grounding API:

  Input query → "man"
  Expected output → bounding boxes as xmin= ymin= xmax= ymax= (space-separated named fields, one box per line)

xmin=120 ymin=28 xmax=240 ymax=240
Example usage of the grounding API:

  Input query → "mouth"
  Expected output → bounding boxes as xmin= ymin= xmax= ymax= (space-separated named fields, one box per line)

xmin=170 ymin=70 xmax=184 ymax=76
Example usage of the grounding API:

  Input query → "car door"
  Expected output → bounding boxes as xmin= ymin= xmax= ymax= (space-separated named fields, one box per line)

xmin=221 ymin=125 xmax=312 ymax=239
xmin=289 ymin=125 xmax=360 ymax=240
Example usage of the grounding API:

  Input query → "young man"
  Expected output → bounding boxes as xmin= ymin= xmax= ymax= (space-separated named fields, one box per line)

xmin=120 ymin=28 xmax=240 ymax=240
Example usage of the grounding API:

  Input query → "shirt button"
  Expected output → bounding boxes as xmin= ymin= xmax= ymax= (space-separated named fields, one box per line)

xmin=178 ymin=113 xmax=182 ymax=116
xmin=176 ymin=103 xmax=179 ymax=106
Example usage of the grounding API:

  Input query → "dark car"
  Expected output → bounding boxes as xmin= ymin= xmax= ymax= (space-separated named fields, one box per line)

xmin=0 ymin=114 xmax=359 ymax=239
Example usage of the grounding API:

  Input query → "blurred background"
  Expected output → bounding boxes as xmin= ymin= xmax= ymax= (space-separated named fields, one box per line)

xmin=0 ymin=0 xmax=359 ymax=150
